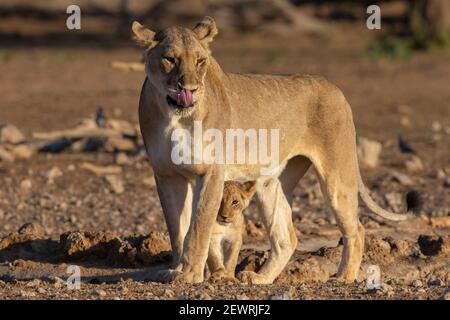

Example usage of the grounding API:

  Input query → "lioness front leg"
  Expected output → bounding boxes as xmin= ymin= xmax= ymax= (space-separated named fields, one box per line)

xmin=173 ymin=166 xmax=224 ymax=283
xmin=154 ymin=174 xmax=194 ymax=271
xmin=238 ymin=179 xmax=297 ymax=284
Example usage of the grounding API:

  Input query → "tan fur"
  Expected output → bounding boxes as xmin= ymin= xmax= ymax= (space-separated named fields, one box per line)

xmin=134 ymin=17 xmax=412 ymax=284
xmin=208 ymin=181 xmax=256 ymax=280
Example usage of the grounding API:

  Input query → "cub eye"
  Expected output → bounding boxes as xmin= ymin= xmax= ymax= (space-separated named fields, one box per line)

xmin=231 ymin=200 xmax=239 ymax=206
xmin=163 ymin=56 xmax=175 ymax=64
xmin=197 ymin=58 xmax=206 ymax=66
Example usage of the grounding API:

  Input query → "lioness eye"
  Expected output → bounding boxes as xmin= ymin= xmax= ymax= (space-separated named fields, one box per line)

xmin=231 ymin=200 xmax=239 ymax=206
xmin=197 ymin=58 xmax=206 ymax=66
xmin=163 ymin=56 xmax=175 ymax=64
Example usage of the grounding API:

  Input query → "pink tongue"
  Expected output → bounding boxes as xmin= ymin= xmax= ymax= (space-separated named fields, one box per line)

xmin=176 ymin=88 xmax=193 ymax=107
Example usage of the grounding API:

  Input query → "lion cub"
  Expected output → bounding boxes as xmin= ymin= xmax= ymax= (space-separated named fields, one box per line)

xmin=207 ymin=181 xmax=257 ymax=280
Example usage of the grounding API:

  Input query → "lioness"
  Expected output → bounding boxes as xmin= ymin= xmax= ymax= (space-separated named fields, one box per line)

xmin=208 ymin=181 xmax=256 ymax=280
xmin=133 ymin=17 xmax=418 ymax=284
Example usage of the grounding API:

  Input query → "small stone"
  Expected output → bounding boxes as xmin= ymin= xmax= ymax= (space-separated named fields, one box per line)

xmin=385 ymin=192 xmax=402 ymax=211
xmin=105 ymin=137 xmax=135 ymax=152
xmin=26 ymin=279 xmax=41 ymax=287
xmin=400 ymin=116 xmax=412 ymax=127
xmin=94 ymin=289 xmax=107 ymax=297
xmin=19 ymin=179 xmax=33 ymax=195
xmin=143 ymin=176 xmax=157 ymax=188
xmin=444 ymin=178 xmax=450 ymax=188
xmin=0 ymin=146 xmax=14 ymax=162
xmin=436 ymin=169 xmax=446 ymax=179
xmin=105 ymin=175 xmax=124 ymax=194
xmin=357 ymin=137 xmax=382 ymax=168
xmin=405 ymin=155 xmax=424 ymax=173
xmin=0 ymin=124 xmax=26 ymax=144
xmin=11 ymin=144 xmax=33 ymax=159
xmin=440 ymin=290 xmax=450 ymax=300
xmin=389 ymin=171 xmax=414 ymax=186
xmin=427 ymin=278 xmax=444 ymax=287
xmin=37 ymin=287 xmax=46 ymax=294
xmin=411 ymin=279 xmax=423 ymax=288
xmin=164 ymin=289 xmax=174 ymax=297
xmin=431 ymin=121 xmax=442 ymax=132
xmin=47 ymin=166 xmax=62 ymax=183
xmin=236 ymin=294 xmax=249 ymax=300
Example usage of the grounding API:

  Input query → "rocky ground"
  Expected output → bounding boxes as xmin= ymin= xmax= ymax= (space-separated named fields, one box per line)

xmin=0 ymin=24 xmax=449 ymax=299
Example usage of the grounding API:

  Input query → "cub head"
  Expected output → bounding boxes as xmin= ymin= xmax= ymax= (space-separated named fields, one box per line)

xmin=132 ymin=17 xmax=218 ymax=118
xmin=217 ymin=181 xmax=257 ymax=225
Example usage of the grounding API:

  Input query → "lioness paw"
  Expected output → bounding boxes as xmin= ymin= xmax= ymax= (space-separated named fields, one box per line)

xmin=172 ymin=271 xmax=203 ymax=284
xmin=237 ymin=271 xmax=272 ymax=285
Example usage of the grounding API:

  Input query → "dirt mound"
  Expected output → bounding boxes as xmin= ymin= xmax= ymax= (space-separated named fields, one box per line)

xmin=0 ymin=224 xmax=171 ymax=267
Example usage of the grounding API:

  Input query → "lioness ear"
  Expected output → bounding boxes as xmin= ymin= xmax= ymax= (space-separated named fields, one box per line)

xmin=132 ymin=21 xmax=157 ymax=48
xmin=241 ymin=181 xmax=257 ymax=199
xmin=193 ymin=16 xmax=218 ymax=45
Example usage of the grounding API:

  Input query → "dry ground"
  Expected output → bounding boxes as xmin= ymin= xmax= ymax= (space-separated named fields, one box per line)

xmin=0 ymin=26 xmax=449 ymax=299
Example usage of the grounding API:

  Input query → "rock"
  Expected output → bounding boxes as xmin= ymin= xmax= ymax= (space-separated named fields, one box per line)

xmin=81 ymin=162 xmax=122 ymax=176
xmin=439 ymin=289 xmax=450 ymax=300
xmin=418 ymin=235 xmax=447 ymax=256
xmin=427 ymin=278 xmax=444 ymax=287
xmin=444 ymin=178 xmax=450 ymax=188
xmin=411 ymin=279 xmax=423 ymax=288
xmin=104 ymin=137 xmax=135 ymax=152
xmin=384 ymin=192 xmax=402 ymax=211
xmin=357 ymin=137 xmax=382 ymax=168
xmin=236 ymin=294 xmax=249 ymax=300
xmin=400 ymin=116 xmax=412 ymax=128
xmin=105 ymin=175 xmax=124 ymax=194
xmin=143 ymin=176 xmax=157 ymax=188
xmin=436 ymin=169 xmax=446 ymax=179
xmin=46 ymin=166 xmax=62 ymax=183
xmin=431 ymin=121 xmax=442 ymax=132
xmin=0 ymin=146 xmax=14 ymax=162
xmin=405 ymin=155 xmax=424 ymax=173
xmin=19 ymin=179 xmax=33 ymax=195
xmin=26 ymin=279 xmax=41 ymax=288
xmin=18 ymin=222 xmax=46 ymax=238
xmin=11 ymin=144 xmax=33 ymax=159
xmin=37 ymin=287 xmax=46 ymax=294
xmin=164 ymin=289 xmax=174 ymax=297
xmin=0 ymin=124 xmax=26 ymax=144
xmin=389 ymin=171 xmax=414 ymax=186
xmin=94 ymin=289 xmax=107 ymax=297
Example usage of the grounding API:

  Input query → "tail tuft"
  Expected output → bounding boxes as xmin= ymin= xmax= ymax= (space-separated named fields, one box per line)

xmin=406 ymin=190 xmax=423 ymax=214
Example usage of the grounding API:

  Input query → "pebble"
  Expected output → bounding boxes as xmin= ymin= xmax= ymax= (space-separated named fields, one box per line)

xmin=411 ymin=279 xmax=423 ymax=288
xmin=94 ymin=289 xmax=107 ymax=297
xmin=405 ymin=155 xmax=424 ymax=173
xmin=46 ymin=166 xmax=63 ymax=183
xmin=104 ymin=175 xmax=124 ymax=194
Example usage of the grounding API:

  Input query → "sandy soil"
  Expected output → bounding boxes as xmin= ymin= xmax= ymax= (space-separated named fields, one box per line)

xmin=0 ymin=28 xmax=449 ymax=299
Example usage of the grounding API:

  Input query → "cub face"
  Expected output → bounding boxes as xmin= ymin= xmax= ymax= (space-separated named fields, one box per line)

xmin=132 ymin=17 xmax=218 ymax=118
xmin=217 ymin=181 xmax=256 ymax=225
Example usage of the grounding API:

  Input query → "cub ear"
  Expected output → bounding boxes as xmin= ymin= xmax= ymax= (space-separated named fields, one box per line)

xmin=193 ymin=16 xmax=218 ymax=45
xmin=241 ymin=181 xmax=257 ymax=199
xmin=132 ymin=21 xmax=157 ymax=48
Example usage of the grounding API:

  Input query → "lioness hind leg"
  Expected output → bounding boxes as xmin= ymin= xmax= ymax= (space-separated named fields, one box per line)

xmin=314 ymin=160 xmax=365 ymax=283
xmin=239 ymin=178 xmax=297 ymax=285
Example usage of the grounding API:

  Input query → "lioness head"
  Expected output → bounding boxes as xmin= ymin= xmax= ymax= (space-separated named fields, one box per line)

xmin=217 ymin=181 xmax=256 ymax=225
xmin=132 ymin=16 xmax=218 ymax=118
